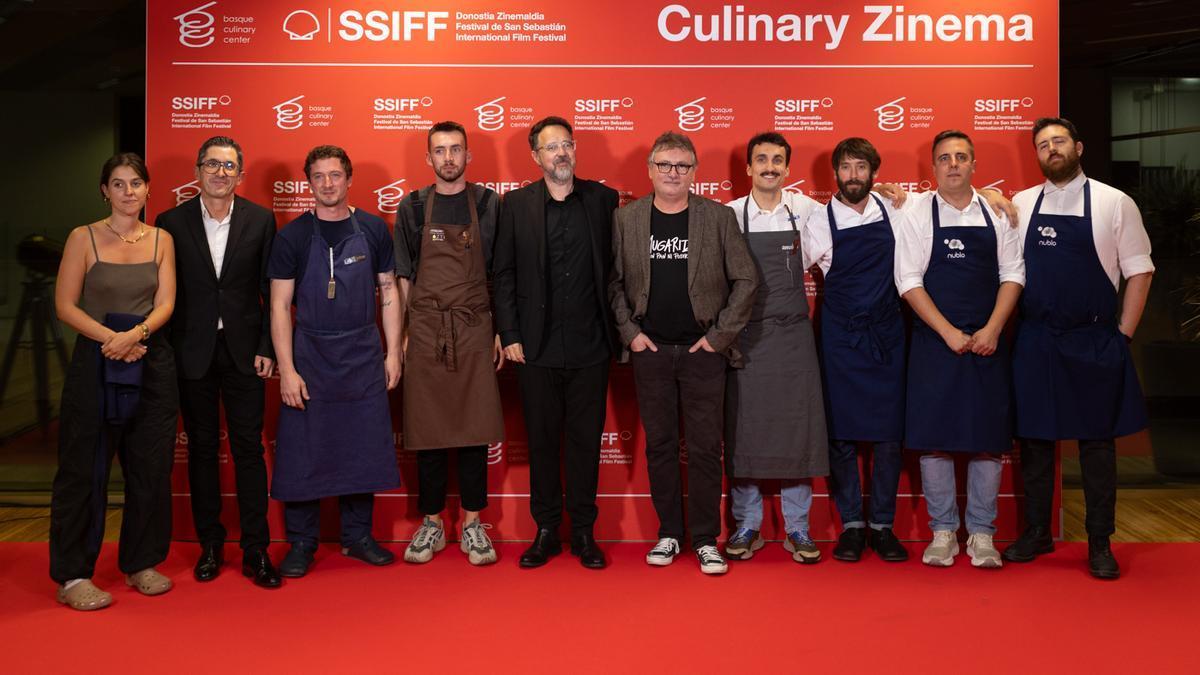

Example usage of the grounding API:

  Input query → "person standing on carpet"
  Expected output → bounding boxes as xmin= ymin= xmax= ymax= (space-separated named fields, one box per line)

xmin=493 ymin=116 xmax=619 ymax=570
xmin=394 ymin=121 xmax=505 ymax=567
xmin=610 ymin=131 xmax=759 ymax=575
xmin=268 ymin=145 xmax=401 ymax=578
xmin=50 ymin=153 xmax=178 ymax=610
xmin=1004 ymin=117 xmax=1154 ymax=579
xmin=895 ymin=130 xmax=1024 ymax=568
xmin=156 ymin=136 xmax=281 ymax=589
xmin=721 ymin=132 xmax=828 ymax=564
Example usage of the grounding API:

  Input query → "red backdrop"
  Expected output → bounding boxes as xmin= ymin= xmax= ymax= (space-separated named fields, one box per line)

xmin=147 ymin=0 xmax=1060 ymax=542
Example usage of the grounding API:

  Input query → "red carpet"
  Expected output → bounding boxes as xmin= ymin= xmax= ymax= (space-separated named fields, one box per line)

xmin=2 ymin=542 xmax=1196 ymax=673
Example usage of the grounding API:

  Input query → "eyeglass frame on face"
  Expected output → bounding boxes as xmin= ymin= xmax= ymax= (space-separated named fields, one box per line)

xmin=197 ymin=159 xmax=241 ymax=175
xmin=652 ymin=161 xmax=695 ymax=175
xmin=536 ymin=140 xmax=577 ymax=154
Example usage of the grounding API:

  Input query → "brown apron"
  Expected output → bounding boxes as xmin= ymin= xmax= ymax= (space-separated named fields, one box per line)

xmin=402 ymin=185 xmax=505 ymax=450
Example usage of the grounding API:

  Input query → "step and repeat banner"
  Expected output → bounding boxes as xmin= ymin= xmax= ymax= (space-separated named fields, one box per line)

xmin=147 ymin=0 xmax=1059 ymax=542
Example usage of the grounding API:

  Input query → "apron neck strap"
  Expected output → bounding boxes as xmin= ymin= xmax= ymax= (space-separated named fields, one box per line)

xmin=424 ymin=184 xmax=480 ymax=227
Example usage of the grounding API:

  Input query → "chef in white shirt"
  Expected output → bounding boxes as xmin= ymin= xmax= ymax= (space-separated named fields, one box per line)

xmin=1002 ymin=117 xmax=1154 ymax=580
xmin=894 ymin=129 xmax=1024 ymax=569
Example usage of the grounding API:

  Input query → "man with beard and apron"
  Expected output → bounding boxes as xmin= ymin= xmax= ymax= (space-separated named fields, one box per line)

xmin=268 ymin=145 xmax=402 ymax=578
xmin=723 ymin=133 xmax=828 ymax=564
xmin=394 ymin=121 xmax=505 ymax=566
xmin=896 ymin=131 xmax=1025 ymax=569
xmin=1005 ymin=118 xmax=1154 ymax=580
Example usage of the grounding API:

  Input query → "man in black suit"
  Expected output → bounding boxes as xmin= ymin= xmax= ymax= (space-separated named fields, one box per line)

xmin=494 ymin=116 xmax=619 ymax=569
xmin=156 ymin=136 xmax=281 ymax=588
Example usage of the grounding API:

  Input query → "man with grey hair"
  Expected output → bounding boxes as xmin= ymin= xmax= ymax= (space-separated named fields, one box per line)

xmin=610 ymin=131 xmax=759 ymax=575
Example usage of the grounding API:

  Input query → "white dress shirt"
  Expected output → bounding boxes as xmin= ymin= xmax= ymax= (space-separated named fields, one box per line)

xmin=804 ymin=190 xmax=919 ymax=276
xmin=894 ymin=188 xmax=1025 ymax=296
xmin=200 ymin=197 xmax=233 ymax=329
xmin=1012 ymin=172 xmax=1154 ymax=290
xmin=727 ymin=191 xmax=821 ymax=268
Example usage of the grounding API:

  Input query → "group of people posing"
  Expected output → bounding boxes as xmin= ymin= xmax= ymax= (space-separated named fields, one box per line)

xmin=48 ymin=114 xmax=1152 ymax=611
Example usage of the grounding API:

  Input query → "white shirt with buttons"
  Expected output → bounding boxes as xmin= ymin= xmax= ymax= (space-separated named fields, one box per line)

xmin=199 ymin=197 xmax=233 ymax=329
xmin=804 ymin=191 xmax=917 ymax=276
xmin=726 ymin=191 xmax=821 ymax=268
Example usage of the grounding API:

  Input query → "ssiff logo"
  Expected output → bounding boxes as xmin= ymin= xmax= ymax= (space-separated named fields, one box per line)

xmin=174 ymin=180 xmax=201 ymax=205
xmin=875 ymin=96 xmax=906 ymax=132
xmin=175 ymin=1 xmax=217 ymax=48
xmin=944 ymin=238 xmax=966 ymax=259
xmin=283 ymin=10 xmax=321 ymax=40
xmin=675 ymin=97 xmax=707 ymax=132
xmin=1038 ymin=226 xmax=1057 ymax=246
xmin=475 ymin=97 xmax=506 ymax=131
xmin=374 ymin=179 xmax=407 ymax=214
xmin=274 ymin=95 xmax=305 ymax=130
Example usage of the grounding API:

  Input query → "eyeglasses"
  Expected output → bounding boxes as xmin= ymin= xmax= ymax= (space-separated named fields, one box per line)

xmin=198 ymin=159 xmax=240 ymax=174
xmin=653 ymin=162 xmax=694 ymax=175
xmin=537 ymin=140 xmax=576 ymax=154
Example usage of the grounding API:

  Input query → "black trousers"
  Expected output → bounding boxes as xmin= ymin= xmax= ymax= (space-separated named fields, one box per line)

xmin=284 ymin=493 xmax=374 ymax=548
xmin=178 ymin=331 xmax=269 ymax=551
xmin=416 ymin=446 xmax=488 ymax=515
xmin=631 ymin=346 xmax=726 ymax=549
xmin=1020 ymin=437 xmax=1117 ymax=537
xmin=517 ymin=360 xmax=609 ymax=534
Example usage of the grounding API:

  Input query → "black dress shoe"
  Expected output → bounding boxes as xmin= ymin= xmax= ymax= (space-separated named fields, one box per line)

xmin=832 ymin=527 xmax=867 ymax=562
xmin=570 ymin=532 xmax=607 ymax=569
xmin=194 ymin=543 xmax=223 ymax=582
xmin=280 ymin=544 xmax=316 ymax=578
xmin=1002 ymin=525 xmax=1055 ymax=563
xmin=519 ymin=528 xmax=562 ymax=568
xmin=870 ymin=527 xmax=909 ymax=562
xmin=342 ymin=536 xmax=395 ymax=566
xmin=242 ymin=548 xmax=283 ymax=589
xmin=1088 ymin=536 xmax=1120 ymax=580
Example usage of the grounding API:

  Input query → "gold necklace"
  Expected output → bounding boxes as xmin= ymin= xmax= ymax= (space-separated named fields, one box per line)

xmin=104 ymin=218 xmax=147 ymax=244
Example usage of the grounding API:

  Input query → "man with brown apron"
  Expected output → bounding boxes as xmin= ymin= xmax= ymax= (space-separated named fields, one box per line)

xmin=268 ymin=145 xmax=402 ymax=578
xmin=723 ymin=132 xmax=828 ymax=564
xmin=394 ymin=121 xmax=505 ymax=566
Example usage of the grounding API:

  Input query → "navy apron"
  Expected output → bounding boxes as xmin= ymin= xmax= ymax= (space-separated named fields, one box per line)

xmin=725 ymin=199 xmax=829 ymax=478
xmin=1013 ymin=181 xmax=1148 ymax=440
xmin=905 ymin=196 xmax=1011 ymax=453
xmin=819 ymin=195 xmax=906 ymax=442
xmin=272 ymin=210 xmax=400 ymax=501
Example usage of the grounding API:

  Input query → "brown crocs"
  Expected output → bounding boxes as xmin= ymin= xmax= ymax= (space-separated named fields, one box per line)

xmin=57 ymin=580 xmax=113 ymax=611
xmin=125 ymin=568 xmax=173 ymax=596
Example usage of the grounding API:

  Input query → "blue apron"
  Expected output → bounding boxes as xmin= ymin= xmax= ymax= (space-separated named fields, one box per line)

xmin=906 ymin=196 xmax=1011 ymax=453
xmin=1012 ymin=181 xmax=1148 ymax=440
xmin=272 ymin=210 xmax=400 ymax=501
xmin=819 ymin=195 xmax=906 ymax=442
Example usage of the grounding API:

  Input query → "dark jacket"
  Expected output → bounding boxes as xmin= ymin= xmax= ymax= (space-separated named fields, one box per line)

xmin=156 ymin=195 xmax=276 ymax=379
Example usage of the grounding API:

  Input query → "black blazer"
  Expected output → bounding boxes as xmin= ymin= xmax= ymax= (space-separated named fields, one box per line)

xmin=156 ymin=195 xmax=276 ymax=379
xmin=493 ymin=178 xmax=620 ymax=359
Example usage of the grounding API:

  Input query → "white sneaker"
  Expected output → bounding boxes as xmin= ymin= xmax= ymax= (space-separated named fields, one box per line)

xmin=696 ymin=545 xmax=728 ymax=575
xmin=645 ymin=537 xmax=680 ymax=566
xmin=461 ymin=520 xmax=498 ymax=566
xmin=403 ymin=516 xmax=445 ymax=564
xmin=922 ymin=530 xmax=959 ymax=567
xmin=966 ymin=533 xmax=1003 ymax=568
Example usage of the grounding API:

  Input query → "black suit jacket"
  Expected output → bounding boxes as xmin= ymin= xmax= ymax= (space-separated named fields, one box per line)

xmin=493 ymin=178 xmax=620 ymax=359
xmin=156 ymin=195 xmax=276 ymax=379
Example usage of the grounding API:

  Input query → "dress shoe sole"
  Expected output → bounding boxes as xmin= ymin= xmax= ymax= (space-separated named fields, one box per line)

xmin=1002 ymin=542 xmax=1055 ymax=563
xmin=193 ymin=569 xmax=220 ymax=582
xmin=569 ymin=547 xmax=606 ymax=569
xmin=1089 ymin=566 xmax=1120 ymax=580
xmin=832 ymin=550 xmax=863 ymax=562
xmin=342 ymin=549 xmax=396 ymax=566
xmin=279 ymin=568 xmax=308 ymax=579
xmin=242 ymin=568 xmax=283 ymax=588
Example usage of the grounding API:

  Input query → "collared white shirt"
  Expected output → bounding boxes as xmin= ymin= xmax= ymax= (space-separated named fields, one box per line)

xmin=1012 ymin=172 xmax=1154 ymax=290
xmin=726 ymin=191 xmax=820 ymax=268
xmin=894 ymin=188 xmax=1025 ymax=296
xmin=804 ymin=190 xmax=920 ymax=276
xmin=200 ymin=196 xmax=234 ymax=329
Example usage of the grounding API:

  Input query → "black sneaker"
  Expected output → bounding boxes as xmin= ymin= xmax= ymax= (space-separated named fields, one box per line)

xmin=1088 ymin=536 xmax=1120 ymax=580
xmin=870 ymin=527 xmax=909 ymax=562
xmin=279 ymin=544 xmax=316 ymax=578
xmin=832 ymin=527 xmax=867 ymax=562
xmin=342 ymin=536 xmax=395 ymax=566
xmin=1002 ymin=525 xmax=1055 ymax=563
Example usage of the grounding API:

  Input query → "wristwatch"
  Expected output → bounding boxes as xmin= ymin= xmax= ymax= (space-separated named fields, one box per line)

xmin=137 ymin=323 xmax=150 ymax=341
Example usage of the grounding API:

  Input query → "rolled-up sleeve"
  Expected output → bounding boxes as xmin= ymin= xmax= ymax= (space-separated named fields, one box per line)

xmin=995 ymin=212 xmax=1025 ymax=287
xmin=803 ymin=208 xmax=833 ymax=275
xmin=894 ymin=210 xmax=931 ymax=296
xmin=1115 ymin=193 xmax=1155 ymax=279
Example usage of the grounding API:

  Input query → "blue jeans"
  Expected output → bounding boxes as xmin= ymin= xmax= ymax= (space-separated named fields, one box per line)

xmin=730 ymin=479 xmax=813 ymax=535
xmin=827 ymin=439 xmax=902 ymax=530
xmin=919 ymin=453 xmax=1002 ymax=535
xmin=284 ymin=493 xmax=375 ymax=548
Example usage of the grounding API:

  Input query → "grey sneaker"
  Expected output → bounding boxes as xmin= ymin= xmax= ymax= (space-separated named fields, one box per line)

xmin=783 ymin=531 xmax=821 ymax=564
xmin=922 ymin=530 xmax=959 ymax=567
xmin=696 ymin=545 xmax=728 ymax=575
xmin=404 ymin=516 xmax=446 ymax=564
xmin=966 ymin=533 xmax=1003 ymax=568
xmin=461 ymin=520 xmax=498 ymax=566
xmin=724 ymin=527 xmax=764 ymax=560
xmin=645 ymin=537 xmax=680 ymax=566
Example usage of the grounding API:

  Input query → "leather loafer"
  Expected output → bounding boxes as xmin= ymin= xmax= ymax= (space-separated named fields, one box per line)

xmin=242 ymin=548 xmax=283 ymax=589
xmin=570 ymin=532 xmax=606 ymax=569
xmin=870 ymin=527 xmax=909 ymax=562
xmin=342 ymin=536 xmax=395 ymax=566
xmin=1002 ymin=525 xmax=1055 ymax=563
xmin=519 ymin=528 xmax=562 ymax=568
xmin=280 ymin=544 xmax=316 ymax=578
xmin=1088 ymin=536 xmax=1120 ymax=580
xmin=832 ymin=527 xmax=867 ymax=562
xmin=194 ymin=542 xmax=223 ymax=582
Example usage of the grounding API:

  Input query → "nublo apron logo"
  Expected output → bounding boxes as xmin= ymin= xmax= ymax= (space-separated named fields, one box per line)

xmin=944 ymin=238 xmax=966 ymax=259
xmin=1037 ymin=226 xmax=1058 ymax=246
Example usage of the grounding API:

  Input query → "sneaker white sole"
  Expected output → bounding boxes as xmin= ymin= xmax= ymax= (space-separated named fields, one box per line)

xmin=968 ymin=549 xmax=1003 ymax=568
xmin=724 ymin=537 xmax=764 ymax=560
xmin=922 ymin=543 xmax=960 ymax=567
xmin=403 ymin=536 xmax=445 ymax=564
xmin=699 ymin=563 xmax=728 ymax=575
xmin=783 ymin=539 xmax=822 ymax=564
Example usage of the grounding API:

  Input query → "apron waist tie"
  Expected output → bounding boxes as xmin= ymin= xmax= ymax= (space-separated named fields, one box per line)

xmin=1023 ymin=315 xmax=1116 ymax=336
xmin=435 ymin=306 xmax=482 ymax=372
xmin=844 ymin=304 xmax=898 ymax=364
